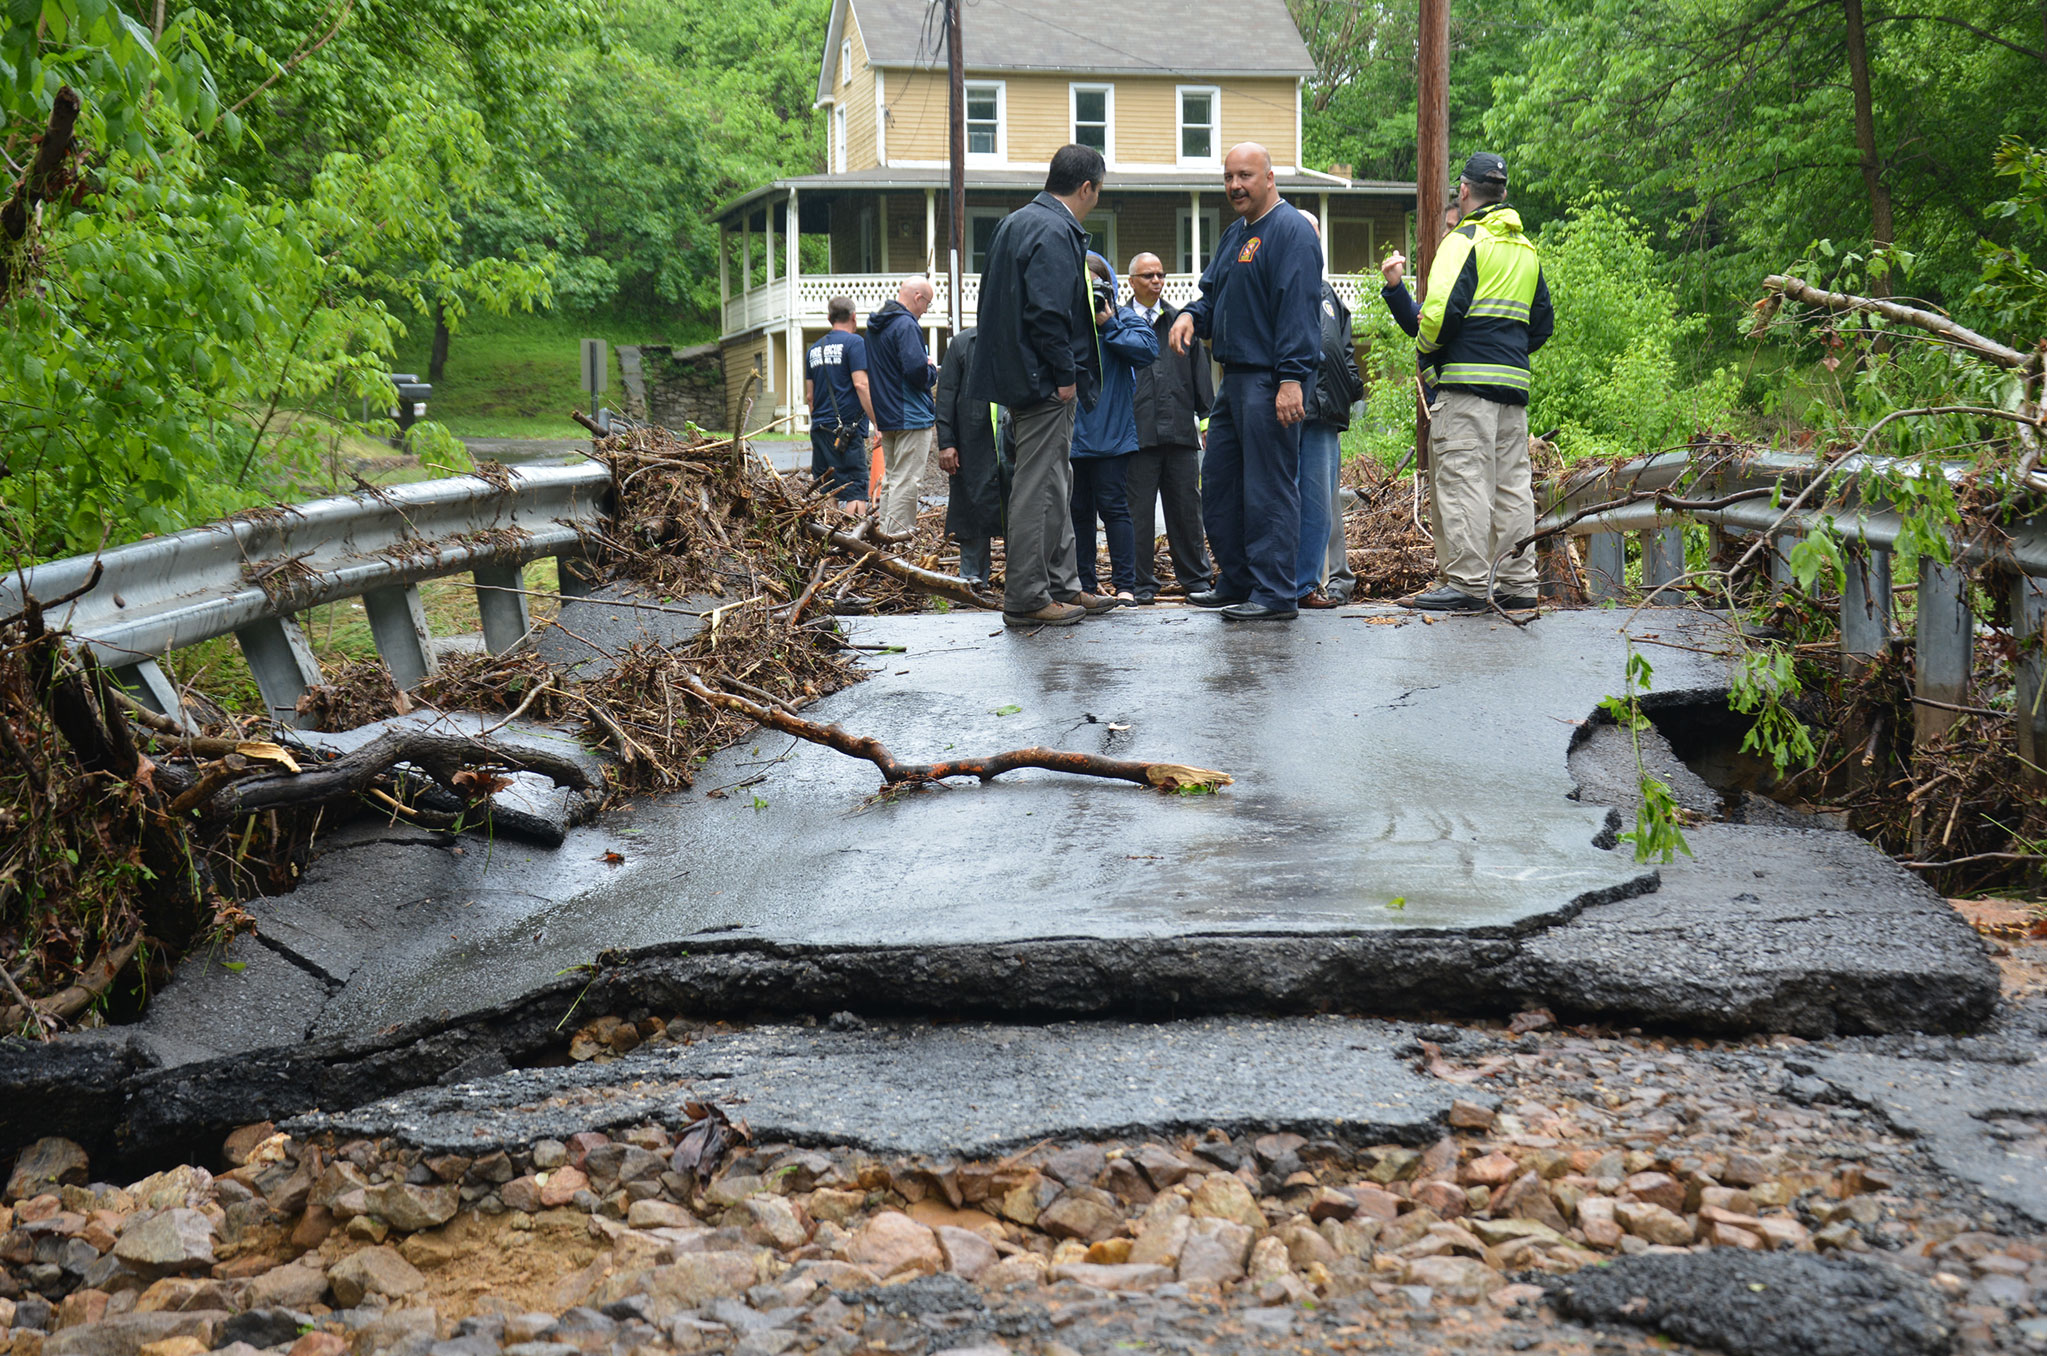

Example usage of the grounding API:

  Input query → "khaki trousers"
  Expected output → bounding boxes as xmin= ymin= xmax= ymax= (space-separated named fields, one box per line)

xmin=1427 ymin=389 xmax=1536 ymax=596
xmin=877 ymin=427 xmax=938 ymax=537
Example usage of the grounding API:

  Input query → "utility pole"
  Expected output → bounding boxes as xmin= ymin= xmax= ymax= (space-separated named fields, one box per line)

xmin=946 ymin=0 xmax=966 ymax=336
xmin=1414 ymin=0 xmax=1448 ymax=473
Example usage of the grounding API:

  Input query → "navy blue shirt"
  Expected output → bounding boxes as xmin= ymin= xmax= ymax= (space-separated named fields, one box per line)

xmin=807 ymin=330 xmax=869 ymax=431
xmin=866 ymin=301 xmax=938 ymax=431
xmin=1185 ymin=198 xmax=1323 ymax=387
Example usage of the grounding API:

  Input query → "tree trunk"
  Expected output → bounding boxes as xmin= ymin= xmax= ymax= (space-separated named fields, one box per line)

xmin=1842 ymin=0 xmax=1894 ymax=296
xmin=429 ymin=299 xmax=451 ymax=382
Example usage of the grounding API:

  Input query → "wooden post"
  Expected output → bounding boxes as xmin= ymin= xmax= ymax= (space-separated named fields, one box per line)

xmin=1914 ymin=554 xmax=1972 ymax=748
xmin=946 ymin=0 xmax=965 ymax=335
xmin=1413 ymin=0 xmax=1449 ymax=478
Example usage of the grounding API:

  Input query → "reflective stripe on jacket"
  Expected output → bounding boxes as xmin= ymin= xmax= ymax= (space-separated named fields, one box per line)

xmin=1416 ymin=204 xmax=1553 ymax=407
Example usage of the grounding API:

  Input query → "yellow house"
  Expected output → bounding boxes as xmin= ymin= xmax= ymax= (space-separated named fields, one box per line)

xmin=717 ymin=0 xmax=1411 ymax=429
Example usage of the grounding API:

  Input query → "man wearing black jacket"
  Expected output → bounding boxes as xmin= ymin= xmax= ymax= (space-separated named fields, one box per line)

xmin=969 ymin=144 xmax=1116 ymax=628
xmin=1125 ymin=252 xmax=1213 ymax=603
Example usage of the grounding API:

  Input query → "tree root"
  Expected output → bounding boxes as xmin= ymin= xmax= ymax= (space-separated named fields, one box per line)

xmin=1 ymin=932 xmax=142 ymax=1034
xmin=676 ymin=669 xmax=1231 ymax=792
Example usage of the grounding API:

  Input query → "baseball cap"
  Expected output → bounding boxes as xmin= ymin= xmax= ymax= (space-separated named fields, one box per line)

xmin=1461 ymin=152 xmax=1508 ymax=185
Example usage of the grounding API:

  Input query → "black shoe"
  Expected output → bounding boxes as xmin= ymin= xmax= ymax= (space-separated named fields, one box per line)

xmin=1187 ymin=590 xmax=1247 ymax=609
xmin=1219 ymin=602 xmax=1299 ymax=622
xmin=1493 ymin=591 xmax=1540 ymax=610
xmin=1130 ymin=591 xmax=1158 ymax=605
xmin=1403 ymin=586 xmax=1489 ymax=613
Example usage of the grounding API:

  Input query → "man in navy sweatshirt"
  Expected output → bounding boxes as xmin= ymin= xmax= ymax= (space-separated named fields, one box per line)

xmin=1169 ymin=142 xmax=1323 ymax=622
xmin=868 ymin=277 xmax=939 ymax=537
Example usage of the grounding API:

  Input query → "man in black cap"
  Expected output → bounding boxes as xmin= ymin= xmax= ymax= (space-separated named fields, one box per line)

xmin=1406 ymin=151 xmax=1553 ymax=613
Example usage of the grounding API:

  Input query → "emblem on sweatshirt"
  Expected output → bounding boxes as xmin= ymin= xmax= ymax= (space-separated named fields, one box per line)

xmin=1237 ymin=236 xmax=1263 ymax=264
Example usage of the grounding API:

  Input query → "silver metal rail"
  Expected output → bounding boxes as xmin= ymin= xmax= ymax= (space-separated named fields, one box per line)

xmin=1 ymin=464 xmax=612 ymax=730
xmin=1536 ymin=446 xmax=2047 ymax=759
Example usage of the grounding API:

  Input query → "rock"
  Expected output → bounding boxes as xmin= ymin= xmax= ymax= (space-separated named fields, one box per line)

xmin=1756 ymin=1217 xmax=1813 ymax=1252
xmin=243 ymin=1259 xmax=328 ymax=1309
xmin=1306 ymin=1187 xmax=1355 ymax=1223
xmin=532 ymin=1141 xmax=567 ymax=1170
xmin=500 ymin=1176 xmax=544 ymax=1214
xmin=219 ymin=1125 xmax=277 ymax=1168
xmin=846 ymin=1212 xmax=942 ymax=1279
xmin=113 ymin=1210 xmax=215 ymax=1274
xmin=1406 ymin=1255 xmax=1503 ymax=1303
xmin=806 ymin=1189 xmax=864 ymax=1224
xmin=1547 ymin=1251 xmax=1952 ymax=1356
xmin=1037 ymin=1188 xmax=1122 ymax=1243
xmin=1347 ymin=1185 xmax=1402 ymax=1221
xmin=131 ymin=1279 xmax=232 ymax=1314
xmin=1463 ymin=1153 xmax=1519 ymax=1187
xmin=1365 ymin=1149 xmax=1421 ymax=1184
xmin=1176 ymin=1217 xmax=1253 ymax=1287
xmin=640 ymin=1252 xmax=765 ymax=1313
xmin=1496 ymin=1173 xmax=1571 ymax=1234
xmin=397 ymin=1231 xmax=459 ymax=1271
xmin=1625 ymin=1172 xmax=1687 ymax=1214
xmin=980 ymin=1253 xmax=1047 ymax=1290
xmin=363 ymin=1183 xmax=458 ymax=1233
xmin=740 ymin=1195 xmax=807 ymax=1251
xmin=1470 ymin=1218 xmax=1568 ymax=1248
xmin=328 ymin=1246 xmax=426 ymax=1307
xmin=307 ymin=1165 xmax=368 ymax=1211
xmin=58 ymin=1290 xmax=110 ymax=1329
xmin=537 ymin=1167 xmax=589 ymax=1209
xmin=1187 ymin=1174 xmax=1263 ymax=1231
xmin=1099 ymin=1159 xmax=1154 ymax=1207
xmin=935 ymin=1226 xmax=997 ymax=1281
xmin=1129 ymin=1211 xmax=1191 ymax=1269
xmin=40 ymin=1310 xmax=228 ymax=1356
xmin=1247 ymin=1235 xmax=1292 ymax=1285
xmin=136 ymin=1338 xmax=207 ymax=1356
xmin=1712 ymin=1222 xmax=1768 ymax=1251
xmin=216 ymin=1309 xmax=303 ymax=1350
xmin=287 ymin=1335 xmax=347 ymax=1356
xmin=995 ymin=1174 xmax=1058 ymax=1227
xmin=626 ymin=1199 xmax=699 ymax=1230
xmin=1043 ymin=1145 xmax=1108 ymax=1186
xmin=1048 ymin=1262 xmax=1171 ymax=1291
xmin=1130 ymin=1145 xmax=1196 ymax=1190
xmin=1448 ymin=1100 xmax=1497 ymax=1131
xmin=1412 ymin=1180 xmax=1468 ymax=1219
xmin=9 ymin=1140 xmax=91 ymax=1204
xmin=1615 ymin=1202 xmax=1696 ymax=1247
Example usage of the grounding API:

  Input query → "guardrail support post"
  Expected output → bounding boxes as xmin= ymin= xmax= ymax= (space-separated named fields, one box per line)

xmin=1584 ymin=533 xmax=1626 ymax=601
xmin=235 ymin=616 xmax=324 ymax=729
xmin=2016 ymin=573 xmax=2047 ymax=783
xmin=1641 ymin=525 xmax=1685 ymax=592
xmin=558 ymin=555 xmax=598 ymax=599
xmin=1914 ymin=555 xmax=1973 ymax=748
xmin=1769 ymin=534 xmax=1798 ymax=591
xmin=1840 ymin=545 xmax=1891 ymax=675
xmin=363 ymin=585 xmax=437 ymax=689
xmin=472 ymin=565 xmax=531 ymax=655
xmin=112 ymin=659 xmax=194 ymax=733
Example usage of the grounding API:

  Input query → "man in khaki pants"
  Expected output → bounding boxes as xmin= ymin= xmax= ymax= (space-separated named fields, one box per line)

xmin=1405 ymin=152 xmax=1554 ymax=613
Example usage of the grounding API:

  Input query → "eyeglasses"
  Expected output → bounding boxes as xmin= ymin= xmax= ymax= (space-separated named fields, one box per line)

xmin=1131 ymin=271 xmax=1165 ymax=280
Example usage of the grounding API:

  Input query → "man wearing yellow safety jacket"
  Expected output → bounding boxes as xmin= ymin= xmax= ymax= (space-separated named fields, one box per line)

xmin=1405 ymin=152 xmax=1554 ymax=613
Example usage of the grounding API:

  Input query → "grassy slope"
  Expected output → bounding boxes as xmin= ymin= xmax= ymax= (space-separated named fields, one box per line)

xmin=390 ymin=305 xmax=717 ymax=439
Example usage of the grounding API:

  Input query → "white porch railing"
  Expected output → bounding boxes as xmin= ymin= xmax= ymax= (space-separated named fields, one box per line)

xmin=722 ymin=272 xmax=1374 ymax=338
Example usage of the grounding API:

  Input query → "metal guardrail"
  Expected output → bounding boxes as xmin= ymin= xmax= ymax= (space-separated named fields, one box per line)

xmin=1 ymin=464 xmax=612 ymax=730
xmin=1535 ymin=446 xmax=2047 ymax=761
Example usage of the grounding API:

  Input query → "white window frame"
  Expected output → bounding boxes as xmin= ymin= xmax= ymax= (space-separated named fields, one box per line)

xmin=1175 ymin=205 xmax=1221 ymax=273
xmin=964 ymin=79 xmax=1005 ymax=165
xmin=966 ymin=207 xmax=1007 ymax=274
xmin=833 ymin=105 xmax=847 ymax=173
xmin=1069 ymin=82 xmax=1113 ymax=163
xmin=840 ymin=38 xmax=853 ymax=86
xmin=1176 ymin=84 xmax=1221 ymax=167
xmin=874 ymin=68 xmax=887 ymax=167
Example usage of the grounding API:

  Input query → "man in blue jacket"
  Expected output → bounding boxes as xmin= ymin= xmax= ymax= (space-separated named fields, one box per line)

xmin=868 ymin=276 xmax=939 ymax=538
xmin=1168 ymin=143 xmax=1323 ymax=622
xmin=1070 ymin=252 xmax=1158 ymax=598
xmin=970 ymin=145 xmax=1119 ymax=628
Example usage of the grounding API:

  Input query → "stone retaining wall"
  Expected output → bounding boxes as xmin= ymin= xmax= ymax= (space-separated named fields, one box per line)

xmin=616 ymin=343 xmax=725 ymax=433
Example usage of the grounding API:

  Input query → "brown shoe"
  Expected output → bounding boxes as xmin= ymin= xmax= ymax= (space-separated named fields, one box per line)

xmin=1066 ymin=592 xmax=1124 ymax=615
xmin=1005 ymin=601 xmax=1085 ymax=628
xmin=1298 ymin=590 xmax=1340 ymax=609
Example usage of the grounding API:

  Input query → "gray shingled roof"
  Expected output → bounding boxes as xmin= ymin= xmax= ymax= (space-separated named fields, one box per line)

xmin=843 ymin=0 xmax=1316 ymax=77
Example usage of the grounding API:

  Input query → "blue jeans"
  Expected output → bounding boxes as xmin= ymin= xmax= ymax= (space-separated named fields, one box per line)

xmin=1296 ymin=421 xmax=1342 ymax=598
xmin=1070 ymin=453 xmax=1136 ymax=594
xmin=1202 ymin=369 xmax=1303 ymax=610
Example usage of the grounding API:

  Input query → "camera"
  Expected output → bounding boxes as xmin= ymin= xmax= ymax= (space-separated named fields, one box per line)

xmin=1091 ymin=277 xmax=1117 ymax=312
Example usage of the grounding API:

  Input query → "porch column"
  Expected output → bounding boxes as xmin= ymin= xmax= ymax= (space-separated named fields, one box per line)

xmin=764 ymin=205 xmax=775 ymax=285
xmin=925 ymin=187 xmax=937 ymax=276
xmin=719 ymin=225 xmax=729 ymax=312
xmin=1318 ymin=193 xmax=1331 ymax=270
xmin=742 ymin=223 xmax=752 ymax=298
xmin=788 ymin=188 xmax=803 ymax=427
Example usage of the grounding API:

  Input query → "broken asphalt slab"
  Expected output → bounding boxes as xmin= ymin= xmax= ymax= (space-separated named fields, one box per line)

xmin=0 ymin=606 xmax=2000 ymax=1162
xmin=284 ymin=1016 xmax=1470 ymax=1158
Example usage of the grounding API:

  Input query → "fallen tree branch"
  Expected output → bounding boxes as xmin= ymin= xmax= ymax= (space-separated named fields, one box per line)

xmin=677 ymin=669 xmax=1231 ymax=791
xmin=204 ymin=730 xmax=591 ymax=817
xmin=800 ymin=520 xmax=999 ymax=610
xmin=1763 ymin=274 xmax=2029 ymax=370
xmin=0 ymin=932 xmax=143 ymax=1032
